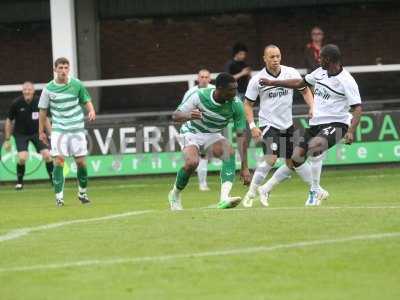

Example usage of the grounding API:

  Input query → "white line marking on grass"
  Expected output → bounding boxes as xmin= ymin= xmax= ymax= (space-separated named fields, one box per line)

xmin=234 ymin=205 xmax=400 ymax=211
xmin=0 ymin=232 xmax=399 ymax=273
xmin=1 ymin=205 xmax=399 ymax=243
xmin=199 ymin=205 xmax=400 ymax=211
xmin=0 ymin=210 xmax=153 ymax=243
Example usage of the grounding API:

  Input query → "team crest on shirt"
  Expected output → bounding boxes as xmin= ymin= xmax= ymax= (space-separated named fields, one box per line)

xmin=49 ymin=93 xmax=57 ymax=100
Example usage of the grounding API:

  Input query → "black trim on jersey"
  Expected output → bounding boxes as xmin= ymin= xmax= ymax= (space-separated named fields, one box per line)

xmin=245 ymin=96 xmax=256 ymax=102
xmin=350 ymin=103 xmax=362 ymax=109
xmin=316 ymin=82 xmax=345 ymax=96
xmin=266 ymin=67 xmax=281 ymax=78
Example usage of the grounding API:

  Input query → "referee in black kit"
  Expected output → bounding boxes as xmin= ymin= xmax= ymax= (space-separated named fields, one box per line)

xmin=2 ymin=81 xmax=53 ymax=190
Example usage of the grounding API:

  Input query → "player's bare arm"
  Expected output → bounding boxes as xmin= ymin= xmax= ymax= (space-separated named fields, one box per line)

xmin=259 ymin=77 xmax=307 ymax=90
xmin=44 ymin=117 xmax=52 ymax=136
xmin=244 ymin=98 xmax=262 ymax=142
xmin=300 ymin=87 xmax=315 ymax=118
xmin=39 ymin=108 xmax=49 ymax=145
xmin=236 ymin=131 xmax=251 ymax=185
xmin=3 ymin=118 xmax=13 ymax=152
xmin=172 ymin=109 xmax=202 ymax=123
xmin=85 ymin=101 xmax=96 ymax=122
xmin=344 ymin=104 xmax=363 ymax=144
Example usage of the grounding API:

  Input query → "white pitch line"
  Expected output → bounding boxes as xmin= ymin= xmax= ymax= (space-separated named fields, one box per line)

xmin=231 ymin=205 xmax=400 ymax=211
xmin=1 ymin=205 xmax=400 ymax=243
xmin=0 ymin=232 xmax=399 ymax=273
xmin=199 ymin=205 xmax=400 ymax=211
xmin=0 ymin=210 xmax=153 ymax=243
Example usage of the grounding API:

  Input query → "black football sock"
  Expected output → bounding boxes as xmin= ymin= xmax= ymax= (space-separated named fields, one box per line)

xmin=16 ymin=163 xmax=25 ymax=185
xmin=46 ymin=161 xmax=54 ymax=183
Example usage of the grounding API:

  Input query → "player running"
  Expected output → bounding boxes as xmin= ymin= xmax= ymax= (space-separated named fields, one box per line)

xmin=242 ymin=45 xmax=316 ymax=207
xmin=182 ymin=69 xmax=215 ymax=191
xmin=168 ymin=73 xmax=251 ymax=210
xmin=259 ymin=44 xmax=362 ymax=205
xmin=38 ymin=57 xmax=96 ymax=207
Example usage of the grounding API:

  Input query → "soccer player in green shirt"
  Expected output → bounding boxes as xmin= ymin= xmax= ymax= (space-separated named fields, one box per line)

xmin=169 ymin=73 xmax=251 ymax=210
xmin=38 ymin=57 xmax=96 ymax=207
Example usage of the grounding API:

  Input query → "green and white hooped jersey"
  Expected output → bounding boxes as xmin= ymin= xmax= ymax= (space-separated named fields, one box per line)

xmin=177 ymin=87 xmax=246 ymax=134
xmin=38 ymin=77 xmax=91 ymax=132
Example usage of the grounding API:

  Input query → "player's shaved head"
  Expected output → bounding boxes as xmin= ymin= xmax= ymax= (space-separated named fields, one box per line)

xmin=263 ymin=45 xmax=281 ymax=72
xmin=264 ymin=44 xmax=280 ymax=53
xmin=321 ymin=44 xmax=341 ymax=63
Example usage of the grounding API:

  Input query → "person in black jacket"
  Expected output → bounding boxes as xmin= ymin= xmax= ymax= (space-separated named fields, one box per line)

xmin=224 ymin=42 xmax=252 ymax=100
xmin=3 ymin=82 xmax=53 ymax=190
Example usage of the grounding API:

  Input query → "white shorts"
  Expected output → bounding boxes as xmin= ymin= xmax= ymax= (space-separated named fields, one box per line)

xmin=179 ymin=132 xmax=226 ymax=152
xmin=50 ymin=131 xmax=88 ymax=157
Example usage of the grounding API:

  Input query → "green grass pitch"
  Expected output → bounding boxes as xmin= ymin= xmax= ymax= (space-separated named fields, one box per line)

xmin=0 ymin=166 xmax=399 ymax=300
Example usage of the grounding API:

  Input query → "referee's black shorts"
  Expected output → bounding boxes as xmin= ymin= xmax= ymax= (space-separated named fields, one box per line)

xmin=14 ymin=134 xmax=48 ymax=153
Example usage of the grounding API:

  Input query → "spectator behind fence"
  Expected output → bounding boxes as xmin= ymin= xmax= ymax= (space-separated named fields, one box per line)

xmin=305 ymin=26 xmax=324 ymax=73
xmin=224 ymin=42 xmax=251 ymax=100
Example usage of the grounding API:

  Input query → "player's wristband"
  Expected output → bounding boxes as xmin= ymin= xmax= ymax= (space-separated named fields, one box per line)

xmin=249 ymin=121 xmax=256 ymax=130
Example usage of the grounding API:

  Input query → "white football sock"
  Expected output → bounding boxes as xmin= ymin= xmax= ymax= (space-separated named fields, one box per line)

xmin=172 ymin=185 xmax=181 ymax=196
xmin=56 ymin=191 xmax=64 ymax=200
xmin=78 ymin=186 xmax=87 ymax=194
xmin=220 ymin=181 xmax=233 ymax=200
xmin=309 ymin=153 xmax=325 ymax=191
xmin=248 ymin=160 xmax=273 ymax=194
xmin=261 ymin=164 xmax=293 ymax=193
xmin=197 ymin=158 xmax=208 ymax=186
xmin=294 ymin=162 xmax=313 ymax=188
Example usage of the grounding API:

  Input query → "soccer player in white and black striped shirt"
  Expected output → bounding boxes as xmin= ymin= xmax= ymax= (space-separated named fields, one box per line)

xmin=259 ymin=44 xmax=362 ymax=205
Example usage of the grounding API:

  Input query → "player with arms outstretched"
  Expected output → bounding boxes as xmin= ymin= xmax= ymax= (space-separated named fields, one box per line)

xmin=168 ymin=73 xmax=251 ymax=210
xmin=259 ymin=44 xmax=362 ymax=205
xmin=38 ymin=57 xmax=96 ymax=207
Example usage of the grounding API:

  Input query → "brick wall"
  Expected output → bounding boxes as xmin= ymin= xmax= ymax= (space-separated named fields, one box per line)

xmin=100 ymin=3 xmax=400 ymax=78
xmin=99 ymin=3 xmax=400 ymax=113
xmin=0 ymin=3 xmax=399 ymax=116
xmin=0 ymin=23 xmax=52 ymax=84
xmin=0 ymin=22 xmax=52 ymax=116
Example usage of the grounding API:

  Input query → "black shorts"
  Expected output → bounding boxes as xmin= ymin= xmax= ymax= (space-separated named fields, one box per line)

xmin=298 ymin=122 xmax=348 ymax=152
xmin=14 ymin=134 xmax=48 ymax=153
xmin=259 ymin=125 xmax=295 ymax=159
